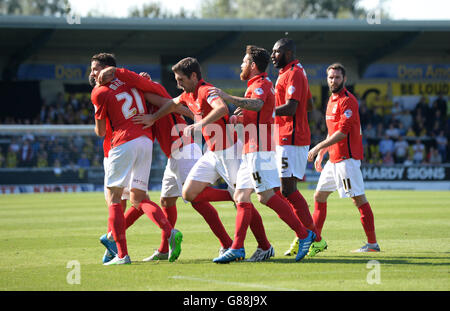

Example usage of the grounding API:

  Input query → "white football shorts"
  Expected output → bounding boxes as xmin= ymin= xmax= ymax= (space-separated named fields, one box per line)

xmin=103 ymin=157 xmax=130 ymax=201
xmin=276 ymin=145 xmax=309 ymax=179
xmin=236 ymin=151 xmax=280 ymax=193
xmin=105 ymin=135 xmax=153 ymax=192
xmin=184 ymin=142 xmax=242 ymax=194
xmin=161 ymin=143 xmax=203 ymax=198
xmin=315 ymin=158 xmax=365 ymax=198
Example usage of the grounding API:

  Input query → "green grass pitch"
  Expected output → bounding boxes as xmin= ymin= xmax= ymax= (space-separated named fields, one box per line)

xmin=0 ymin=189 xmax=449 ymax=291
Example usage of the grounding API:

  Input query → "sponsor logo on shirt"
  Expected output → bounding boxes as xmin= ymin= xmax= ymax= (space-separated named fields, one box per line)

xmin=288 ymin=85 xmax=296 ymax=95
xmin=254 ymin=88 xmax=264 ymax=95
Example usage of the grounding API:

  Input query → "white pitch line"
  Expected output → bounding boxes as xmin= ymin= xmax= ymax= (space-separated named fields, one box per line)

xmin=170 ymin=275 xmax=303 ymax=291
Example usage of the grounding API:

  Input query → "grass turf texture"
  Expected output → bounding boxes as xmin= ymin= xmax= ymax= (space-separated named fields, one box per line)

xmin=0 ymin=190 xmax=449 ymax=291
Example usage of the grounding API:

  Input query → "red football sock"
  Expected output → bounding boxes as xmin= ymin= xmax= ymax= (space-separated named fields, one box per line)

xmin=358 ymin=202 xmax=377 ymax=244
xmin=249 ymin=206 xmax=271 ymax=250
xmin=191 ymin=202 xmax=232 ymax=248
xmin=287 ymin=190 xmax=321 ymax=241
xmin=231 ymin=202 xmax=254 ymax=249
xmin=313 ymin=201 xmax=327 ymax=236
xmin=266 ymin=194 xmax=307 ymax=239
xmin=108 ymin=203 xmax=127 ymax=258
xmin=124 ymin=206 xmax=144 ymax=229
xmin=162 ymin=205 xmax=177 ymax=227
xmin=139 ymin=199 xmax=173 ymax=252
xmin=192 ymin=187 xmax=233 ymax=203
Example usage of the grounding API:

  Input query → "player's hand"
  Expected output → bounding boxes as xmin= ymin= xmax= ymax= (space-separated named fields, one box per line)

xmin=139 ymin=72 xmax=151 ymax=80
xmin=183 ymin=123 xmax=201 ymax=137
xmin=132 ymin=114 xmax=155 ymax=129
xmin=98 ymin=66 xmax=116 ymax=85
xmin=307 ymin=146 xmax=319 ymax=163
xmin=234 ymin=107 xmax=244 ymax=116
xmin=314 ymin=153 xmax=324 ymax=173
xmin=208 ymin=87 xmax=229 ymax=101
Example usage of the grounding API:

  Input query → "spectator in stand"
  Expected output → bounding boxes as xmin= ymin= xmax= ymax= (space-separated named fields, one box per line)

xmin=385 ymin=122 xmax=400 ymax=139
xmin=19 ymin=140 xmax=34 ymax=167
xmin=375 ymin=123 xmax=384 ymax=138
xmin=434 ymin=93 xmax=447 ymax=118
xmin=77 ymin=153 xmax=90 ymax=168
xmin=382 ymin=151 xmax=394 ymax=165
xmin=428 ymin=147 xmax=442 ymax=164
xmin=436 ymin=130 xmax=448 ymax=162
xmin=0 ymin=148 xmax=4 ymax=168
xmin=397 ymin=122 xmax=407 ymax=136
xmin=363 ymin=123 xmax=376 ymax=139
xmin=391 ymin=101 xmax=403 ymax=123
xmin=6 ymin=145 xmax=18 ymax=168
xmin=367 ymin=94 xmax=383 ymax=125
xmin=412 ymin=139 xmax=425 ymax=164
xmin=403 ymin=153 xmax=414 ymax=166
xmin=380 ymin=94 xmax=394 ymax=125
xmin=412 ymin=116 xmax=427 ymax=138
xmin=359 ymin=99 xmax=372 ymax=127
xmin=36 ymin=151 xmax=48 ymax=168
xmin=394 ymin=136 xmax=409 ymax=164
xmin=397 ymin=109 xmax=413 ymax=131
xmin=379 ymin=134 xmax=395 ymax=156
xmin=406 ymin=127 xmax=416 ymax=138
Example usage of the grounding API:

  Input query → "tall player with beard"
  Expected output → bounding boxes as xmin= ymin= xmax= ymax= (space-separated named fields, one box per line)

xmin=307 ymin=63 xmax=380 ymax=253
xmin=90 ymin=53 xmax=183 ymax=264
xmin=271 ymin=38 xmax=326 ymax=257
xmin=208 ymin=45 xmax=315 ymax=263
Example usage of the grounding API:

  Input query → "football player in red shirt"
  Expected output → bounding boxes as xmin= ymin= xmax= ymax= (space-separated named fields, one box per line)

xmin=271 ymin=38 xmax=324 ymax=256
xmin=133 ymin=57 xmax=274 ymax=261
xmin=90 ymin=53 xmax=183 ymax=265
xmin=307 ymin=63 xmax=380 ymax=253
xmin=208 ymin=45 xmax=315 ymax=263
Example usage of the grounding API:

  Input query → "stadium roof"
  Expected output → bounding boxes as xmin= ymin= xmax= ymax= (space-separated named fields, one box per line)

xmin=1 ymin=15 xmax=449 ymax=80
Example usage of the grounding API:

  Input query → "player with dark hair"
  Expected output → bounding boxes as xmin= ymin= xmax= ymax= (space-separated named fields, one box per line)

xmin=307 ymin=63 xmax=380 ymax=254
xmin=90 ymin=53 xmax=183 ymax=265
xmin=271 ymin=39 xmax=326 ymax=257
xmin=209 ymin=45 xmax=315 ymax=263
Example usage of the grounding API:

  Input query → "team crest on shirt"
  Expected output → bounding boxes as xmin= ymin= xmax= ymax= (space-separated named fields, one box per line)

xmin=254 ymin=88 xmax=264 ymax=95
xmin=332 ymin=104 xmax=337 ymax=114
xmin=288 ymin=85 xmax=296 ymax=95
xmin=344 ymin=109 xmax=353 ymax=119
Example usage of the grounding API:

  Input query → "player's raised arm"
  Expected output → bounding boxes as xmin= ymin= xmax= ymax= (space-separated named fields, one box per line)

xmin=208 ymin=87 xmax=264 ymax=112
xmin=133 ymin=94 xmax=182 ymax=129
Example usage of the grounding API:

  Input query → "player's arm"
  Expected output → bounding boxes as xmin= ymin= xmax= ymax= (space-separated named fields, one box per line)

xmin=275 ymin=99 xmax=298 ymax=116
xmin=95 ymin=118 xmax=106 ymax=137
xmin=133 ymin=94 xmax=182 ymax=129
xmin=98 ymin=67 xmax=161 ymax=94
xmin=183 ymin=97 xmax=229 ymax=136
xmin=143 ymin=92 xmax=194 ymax=119
xmin=208 ymin=87 xmax=263 ymax=111
xmin=308 ymin=132 xmax=344 ymax=162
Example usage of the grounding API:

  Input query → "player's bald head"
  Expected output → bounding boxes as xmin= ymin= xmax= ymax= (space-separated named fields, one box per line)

xmin=275 ymin=38 xmax=296 ymax=55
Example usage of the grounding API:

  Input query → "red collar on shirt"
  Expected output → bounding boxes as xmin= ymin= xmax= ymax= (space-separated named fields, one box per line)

xmin=247 ymin=72 xmax=268 ymax=87
xmin=279 ymin=59 xmax=300 ymax=74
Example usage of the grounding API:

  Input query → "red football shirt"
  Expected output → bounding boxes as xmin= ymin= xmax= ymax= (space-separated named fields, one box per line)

xmin=114 ymin=68 xmax=192 ymax=157
xmin=274 ymin=60 xmax=311 ymax=146
xmin=242 ymin=72 xmax=276 ymax=154
xmin=150 ymin=104 xmax=191 ymax=158
xmin=179 ymin=79 xmax=236 ymax=151
xmin=103 ymin=116 xmax=112 ymax=158
xmin=91 ymin=79 xmax=153 ymax=148
xmin=325 ymin=88 xmax=363 ymax=163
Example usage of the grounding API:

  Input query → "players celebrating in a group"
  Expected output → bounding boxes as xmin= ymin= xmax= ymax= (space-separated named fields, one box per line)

xmin=208 ymin=45 xmax=316 ymax=263
xmin=270 ymin=38 xmax=326 ymax=257
xmin=307 ymin=63 xmax=380 ymax=253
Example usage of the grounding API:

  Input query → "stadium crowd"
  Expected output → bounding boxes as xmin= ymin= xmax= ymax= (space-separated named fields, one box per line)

xmin=0 ymin=90 xmax=448 ymax=169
